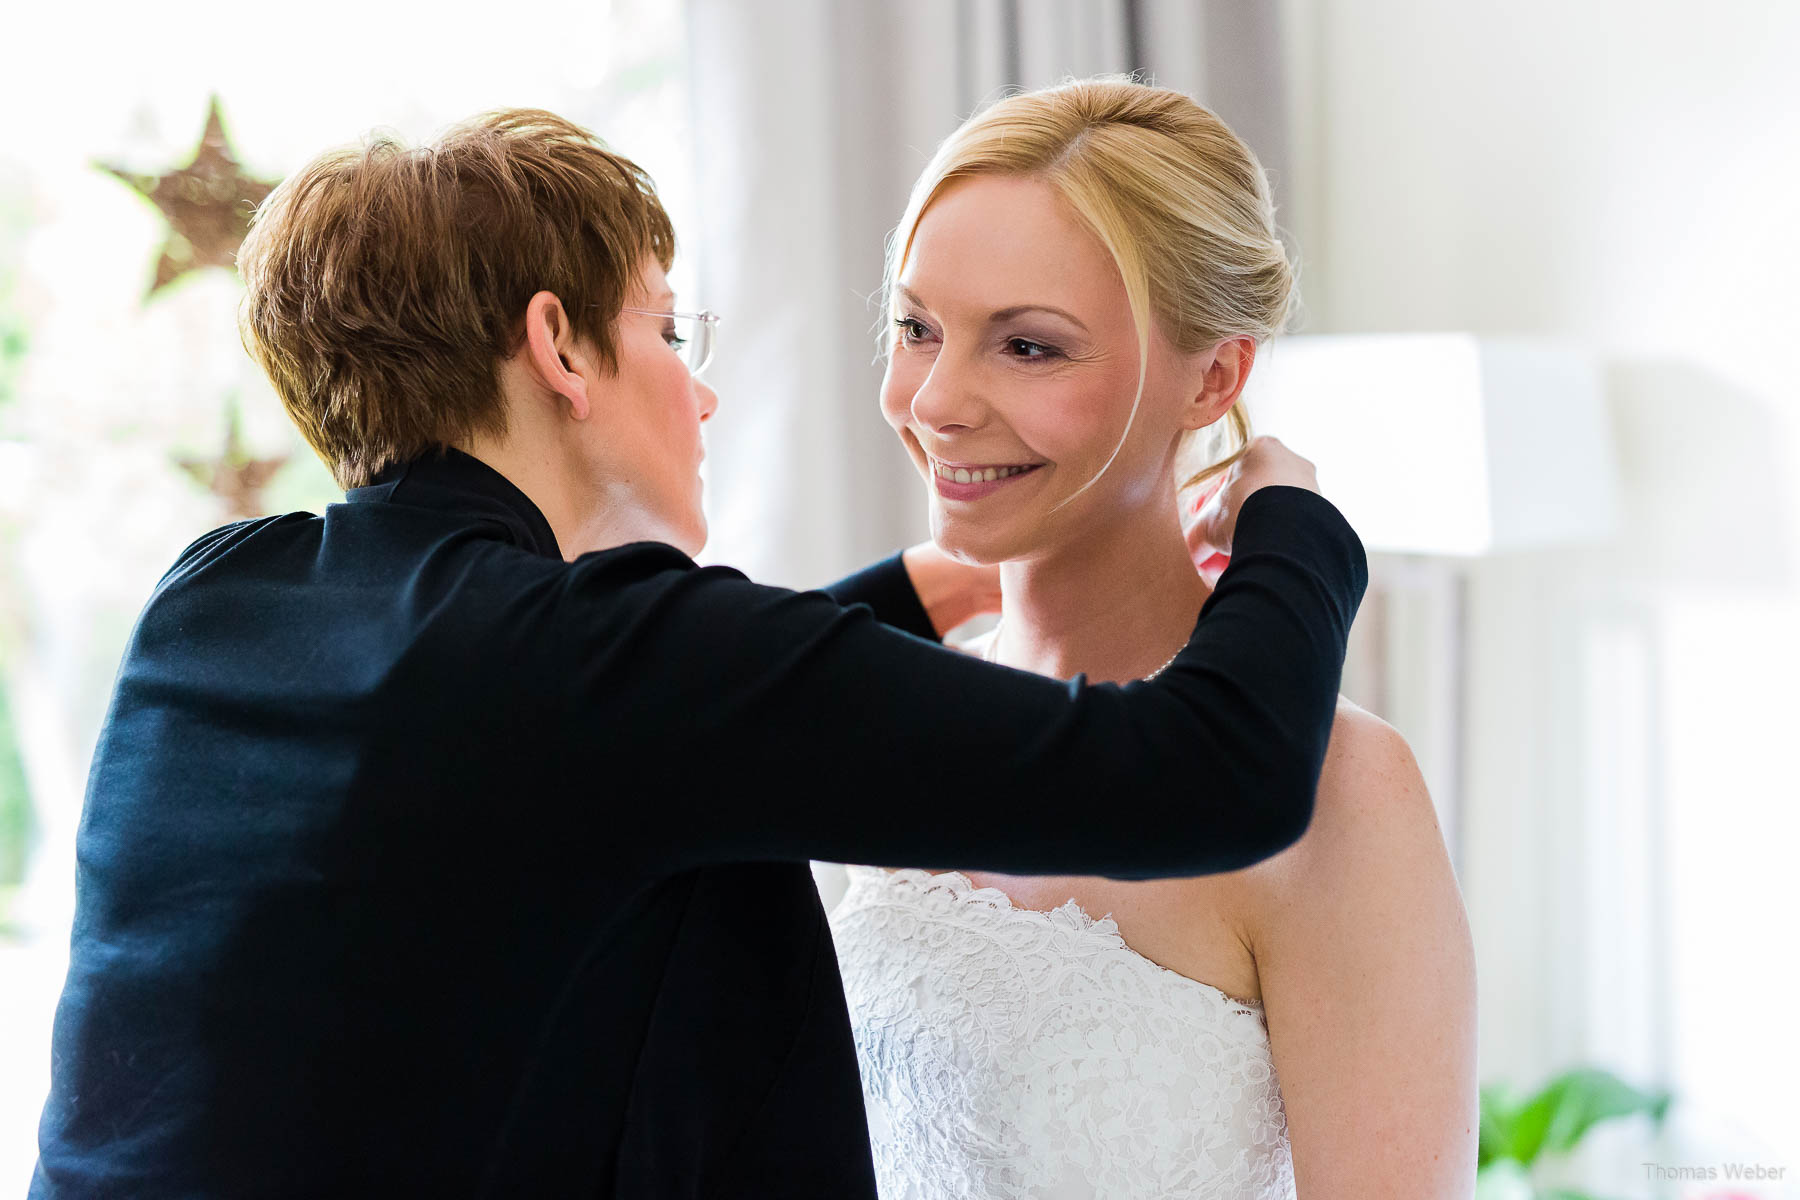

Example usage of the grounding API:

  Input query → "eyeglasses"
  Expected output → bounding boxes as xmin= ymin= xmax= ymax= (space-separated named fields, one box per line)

xmin=619 ymin=307 xmax=720 ymax=377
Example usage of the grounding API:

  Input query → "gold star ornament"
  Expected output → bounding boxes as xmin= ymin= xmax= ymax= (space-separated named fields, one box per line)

xmin=175 ymin=394 xmax=289 ymax=521
xmin=99 ymin=96 xmax=276 ymax=299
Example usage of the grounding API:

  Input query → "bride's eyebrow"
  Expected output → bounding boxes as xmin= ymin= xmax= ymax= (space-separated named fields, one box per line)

xmin=897 ymin=285 xmax=1089 ymax=334
xmin=894 ymin=284 xmax=932 ymax=312
xmin=986 ymin=304 xmax=1089 ymax=333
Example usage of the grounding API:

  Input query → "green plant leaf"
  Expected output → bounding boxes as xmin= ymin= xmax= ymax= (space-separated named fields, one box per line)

xmin=1510 ymin=1068 xmax=1671 ymax=1164
xmin=1508 ymin=1086 xmax=1556 ymax=1165
xmin=1479 ymin=1084 xmax=1519 ymax=1168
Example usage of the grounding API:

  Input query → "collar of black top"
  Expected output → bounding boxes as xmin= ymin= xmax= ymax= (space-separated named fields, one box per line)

xmin=345 ymin=447 xmax=563 ymax=561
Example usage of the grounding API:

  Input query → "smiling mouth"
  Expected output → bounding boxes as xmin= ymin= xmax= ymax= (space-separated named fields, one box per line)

xmin=927 ymin=456 xmax=1045 ymax=485
xmin=925 ymin=454 xmax=1047 ymax=502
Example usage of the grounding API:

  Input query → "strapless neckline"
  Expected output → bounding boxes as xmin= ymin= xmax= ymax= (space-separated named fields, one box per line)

xmin=846 ymin=865 xmax=1267 ymax=1030
xmin=831 ymin=862 xmax=1296 ymax=1199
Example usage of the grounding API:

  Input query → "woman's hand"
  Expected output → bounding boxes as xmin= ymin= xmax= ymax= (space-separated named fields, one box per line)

xmin=900 ymin=543 xmax=1003 ymax=638
xmin=1184 ymin=476 xmax=1233 ymax=588
xmin=1185 ymin=436 xmax=1321 ymax=573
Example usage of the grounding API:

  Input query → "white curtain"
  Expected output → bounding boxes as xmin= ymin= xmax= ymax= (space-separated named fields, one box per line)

xmin=683 ymin=0 xmax=1293 ymax=588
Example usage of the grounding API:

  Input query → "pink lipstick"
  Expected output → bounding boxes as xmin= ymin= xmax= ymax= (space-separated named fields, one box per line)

xmin=930 ymin=461 xmax=1045 ymax=502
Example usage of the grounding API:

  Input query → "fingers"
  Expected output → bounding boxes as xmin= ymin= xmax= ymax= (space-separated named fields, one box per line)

xmin=1183 ymin=433 xmax=1321 ymax=569
xmin=1185 ymin=485 xmax=1231 ymax=565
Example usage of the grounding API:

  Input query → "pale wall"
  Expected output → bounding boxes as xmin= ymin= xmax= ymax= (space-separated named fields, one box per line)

xmin=1293 ymin=0 xmax=1800 ymax=1164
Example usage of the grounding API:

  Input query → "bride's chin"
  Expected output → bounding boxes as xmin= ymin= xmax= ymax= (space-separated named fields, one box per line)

xmin=931 ymin=522 xmax=1021 ymax=568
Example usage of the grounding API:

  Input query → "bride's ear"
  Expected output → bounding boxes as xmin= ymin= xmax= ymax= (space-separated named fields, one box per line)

xmin=1180 ymin=336 xmax=1257 ymax=432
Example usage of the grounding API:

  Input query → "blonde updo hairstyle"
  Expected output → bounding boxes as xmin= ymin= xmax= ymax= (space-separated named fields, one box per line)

xmin=884 ymin=77 xmax=1297 ymax=500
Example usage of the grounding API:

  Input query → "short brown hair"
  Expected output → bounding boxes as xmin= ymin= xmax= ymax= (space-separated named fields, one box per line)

xmin=237 ymin=108 xmax=676 ymax=489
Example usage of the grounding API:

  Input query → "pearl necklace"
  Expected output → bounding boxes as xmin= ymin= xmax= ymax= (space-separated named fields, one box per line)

xmin=982 ymin=622 xmax=1186 ymax=682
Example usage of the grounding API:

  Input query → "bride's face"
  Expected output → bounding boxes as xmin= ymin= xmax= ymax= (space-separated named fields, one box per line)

xmin=880 ymin=174 xmax=1200 ymax=565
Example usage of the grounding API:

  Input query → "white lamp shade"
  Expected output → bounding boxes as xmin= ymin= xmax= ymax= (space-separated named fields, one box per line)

xmin=1237 ymin=334 xmax=1621 ymax=556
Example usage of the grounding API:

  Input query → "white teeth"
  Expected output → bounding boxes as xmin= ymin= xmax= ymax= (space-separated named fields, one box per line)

xmin=933 ymin=460 xmax=1036 ymax=483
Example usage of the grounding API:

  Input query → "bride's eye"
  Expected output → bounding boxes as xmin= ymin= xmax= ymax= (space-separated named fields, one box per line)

xmin=1006 ymin=337 xmax=1060 ymax=361
xmin=662 ymin=323 xmax=688 ymax=352
xmin=894 ymin=316 xmax=934 ymax=346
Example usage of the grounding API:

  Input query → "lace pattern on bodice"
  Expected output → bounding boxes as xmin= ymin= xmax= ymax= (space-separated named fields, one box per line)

xmin=829 ymin=866 xmax=1295 ymax=1200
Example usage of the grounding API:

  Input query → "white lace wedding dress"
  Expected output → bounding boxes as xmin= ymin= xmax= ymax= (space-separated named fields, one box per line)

xmin=829 ymin=865 xmax=1296 ymax=1199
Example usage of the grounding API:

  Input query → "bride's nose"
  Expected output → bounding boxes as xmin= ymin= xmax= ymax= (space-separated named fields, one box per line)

xmin=909 ymin=359 xmax=985 ymax=436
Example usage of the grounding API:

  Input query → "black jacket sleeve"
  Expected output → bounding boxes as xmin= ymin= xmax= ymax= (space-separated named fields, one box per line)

xmin=558 ymin=486 xmax=1366 ymax=881
xmin=819 ymin=553 xmax=939 ymax=642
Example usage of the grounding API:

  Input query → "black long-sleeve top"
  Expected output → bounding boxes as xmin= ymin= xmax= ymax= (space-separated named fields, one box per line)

xmin=32 ymin=447 xmax=1366 ymax=1198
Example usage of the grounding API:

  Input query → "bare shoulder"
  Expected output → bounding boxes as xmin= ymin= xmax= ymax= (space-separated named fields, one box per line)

xmin=1317 ymin=696 xmax=1431 ymax=809
xmin=1244 ymin=696 xmax=1447 ymax=892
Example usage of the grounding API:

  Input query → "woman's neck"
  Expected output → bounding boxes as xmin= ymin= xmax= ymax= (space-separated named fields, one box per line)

xmin=459 ymin=429 xmax=685 ymax=561
xmin=994 ymin=486 xmax=1212 ymax=685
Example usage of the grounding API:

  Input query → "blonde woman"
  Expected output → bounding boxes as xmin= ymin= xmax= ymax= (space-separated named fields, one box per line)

xmin=828 ymin=80 xmax=1478 ymax=1199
